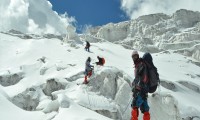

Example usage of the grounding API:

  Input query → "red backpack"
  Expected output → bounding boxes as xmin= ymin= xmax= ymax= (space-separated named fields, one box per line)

xmin=102 ymin=58 xmax=105 ymax=65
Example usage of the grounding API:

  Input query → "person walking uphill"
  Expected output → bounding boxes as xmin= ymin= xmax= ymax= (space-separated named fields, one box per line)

xmin=84 ymin=57 xmax=94 ymax=84
xmin=85 ymin=41 xmax=90 ymax=52
xmin=131 ymin=50 xmax=150 ymax=120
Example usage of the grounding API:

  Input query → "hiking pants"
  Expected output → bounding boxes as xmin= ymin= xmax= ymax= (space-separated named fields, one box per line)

xmin=131 ymin=95 xmax=150 ymax=120
xmin=84 ymin=70 xmax=92 ymax=83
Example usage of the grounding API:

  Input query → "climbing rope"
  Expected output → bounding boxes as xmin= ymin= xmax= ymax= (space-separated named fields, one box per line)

xmin=85 ymin=86 xmax=92 ymax=109
xmin=121 ymin=97 xmax=133 ymax=117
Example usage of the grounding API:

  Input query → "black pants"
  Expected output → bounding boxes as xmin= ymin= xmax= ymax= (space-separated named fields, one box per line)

xmin=85 ymin=47 xmax=90 ymax=52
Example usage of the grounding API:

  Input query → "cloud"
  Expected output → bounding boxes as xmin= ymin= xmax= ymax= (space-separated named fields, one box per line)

xmin=0 ymin=0 xmax=76 ymax=34
xmin=120 ymin=0 xmax=200 ymax=19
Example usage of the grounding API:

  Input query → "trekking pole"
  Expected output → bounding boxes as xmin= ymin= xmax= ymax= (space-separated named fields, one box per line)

xmin=121 ymin=97 xmax=133 ymax=117
xmin=157 ymin=83 xmax=161 ymax=95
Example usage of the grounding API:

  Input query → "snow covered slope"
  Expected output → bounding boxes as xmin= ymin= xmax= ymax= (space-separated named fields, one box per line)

xmin=1 ymin=31 xmax=200 ymax=120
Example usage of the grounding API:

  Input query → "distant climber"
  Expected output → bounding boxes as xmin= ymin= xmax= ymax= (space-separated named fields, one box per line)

xmin=84 ymin=57 xmax=94 ymax=84
xmin=131 ymin=50 xmax=150 ymax=120
xmin=85 ymin=41 xmax=90 ymax=52
xmin=95 ymin=56 xmax=105 ymax=66
xmin=37 ymin=56 xmax=46 ymax=63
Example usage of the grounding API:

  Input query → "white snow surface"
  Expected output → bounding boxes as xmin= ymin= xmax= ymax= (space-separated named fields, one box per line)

xmin=0 ymin=31 xmax=200 ymax=120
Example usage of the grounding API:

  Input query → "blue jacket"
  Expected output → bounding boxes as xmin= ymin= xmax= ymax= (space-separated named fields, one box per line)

xmin=85 ymin=60 xmax=93 ymax=72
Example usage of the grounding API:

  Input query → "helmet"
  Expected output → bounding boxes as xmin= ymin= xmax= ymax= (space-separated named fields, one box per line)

xmin=132 ymin=50 xmax=139 ymax=56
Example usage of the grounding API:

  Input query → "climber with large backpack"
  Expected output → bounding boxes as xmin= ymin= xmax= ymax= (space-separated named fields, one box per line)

xmin=131 ymin=50 xmax=160 ymax=120
xmin=131 ymin=50 xmax=151 ymax=120
xmin=95 ymin=56 xmax=105 ymax=66
xmin=84 ymin=57 xmax=94 ymax=84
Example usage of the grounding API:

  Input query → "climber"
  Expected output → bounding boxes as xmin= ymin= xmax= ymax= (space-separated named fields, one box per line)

xmin=95 ymin=56 xmax=105 ymax=66
xmin=84 ymin=57 xmax=94 ymax=84
xmin=131 ymin=50 xmax=150 ymax=120
xmin=85 ymin=41 xmax=90 ymax=52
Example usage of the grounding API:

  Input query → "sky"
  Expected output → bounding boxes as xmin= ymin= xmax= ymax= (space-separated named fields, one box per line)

xmin=121 ymin=0 xmax=200 ymax=19
xmin=0 ymin=0 xmax=73 ymax=34
xmin=48 ymin=0 xmax=129 ymax=32
xmin=48 ymin=0 xmax=200 ymax=33
xmin=1 ymin=0 xmax=200 ymax=34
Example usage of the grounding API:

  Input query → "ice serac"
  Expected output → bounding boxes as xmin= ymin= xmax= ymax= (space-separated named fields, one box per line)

xmin=87 ymin=67 xmax=132 ymax=120
xmin=84 ymin=9 xmax=200 ymax=61
xmin=96 ymin=22 xmax=130 ymax=42
xmin=173 ymin=9 xmax=200 ymax=28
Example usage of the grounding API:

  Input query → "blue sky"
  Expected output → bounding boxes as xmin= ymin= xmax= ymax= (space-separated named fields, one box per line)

xmin=48 ymin=0 xmax=129 ymax=32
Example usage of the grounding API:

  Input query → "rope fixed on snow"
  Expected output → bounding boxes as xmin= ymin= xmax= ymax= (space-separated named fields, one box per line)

xmin=85 ymin=86 xmax=92 ymax=109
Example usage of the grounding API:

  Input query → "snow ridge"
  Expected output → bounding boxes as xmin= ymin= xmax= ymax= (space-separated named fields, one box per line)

xmin=84 ymin=9 xmax=200 ymax=61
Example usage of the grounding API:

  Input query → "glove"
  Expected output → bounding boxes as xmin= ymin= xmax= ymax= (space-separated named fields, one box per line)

xmin=140 ymin=93 xmax=148 ymax=99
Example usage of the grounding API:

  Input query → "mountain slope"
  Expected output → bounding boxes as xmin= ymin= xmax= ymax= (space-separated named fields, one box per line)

xmin=1 ymin=31 xmax=200 ymax=120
